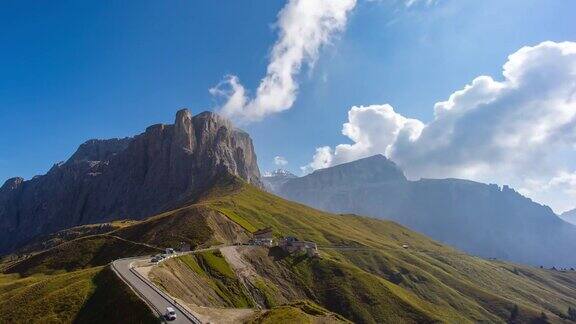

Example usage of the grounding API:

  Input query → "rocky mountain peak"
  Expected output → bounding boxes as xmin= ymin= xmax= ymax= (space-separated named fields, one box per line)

xmin=174 ymin=108 xmax=194 ymax=152
xmin=1 ymin=177 xmax=24 ymax=192
xmin=68 ymin=138 xmax=132 ymax=163
xmin=300 ymin=154 xmax=407 ymax=188
xmin=261 ymin=169 xmax=298 ymax=192
xmin=0 ymin=109 xmax=261 ymax=254
xmin=264 ymin=169 xmax=297 ymax=178
xmin=274 ymin=154 xmax=576 ymax=267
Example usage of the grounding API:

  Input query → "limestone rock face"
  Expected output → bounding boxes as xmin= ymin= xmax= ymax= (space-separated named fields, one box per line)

xmin=0 ymin=109 xmax=261 ymax=253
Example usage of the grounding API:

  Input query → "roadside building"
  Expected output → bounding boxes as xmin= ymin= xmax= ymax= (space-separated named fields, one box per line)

xmin=251 ymin=227 xmax=274 ymax=246
xmin=279 ymin=236 xmax=319 ymax=257
xmin=179 ymin=242 xmax=191 ymax=252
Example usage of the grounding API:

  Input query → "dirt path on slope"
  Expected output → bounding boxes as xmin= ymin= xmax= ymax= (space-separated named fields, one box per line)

xmin=220 ymin=246 xmax=264 ymax=309
xmin=220 ymin=246 xmax=260 ymax=280
xmin=144 ymin=248 xmax=259 ymax=323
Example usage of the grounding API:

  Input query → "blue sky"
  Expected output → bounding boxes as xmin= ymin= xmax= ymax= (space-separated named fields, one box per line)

xmin=1 ymin=0 xmax=576 ymax=210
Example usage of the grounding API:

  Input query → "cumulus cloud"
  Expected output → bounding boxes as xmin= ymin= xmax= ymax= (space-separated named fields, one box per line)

xmin=301 ymin=146 xmax=333 ymax=174
xmin=210 ymin=0 xmax=356 ymax=123
xmin=274 ymin=156 xmax=288 ymax=166
xmin=304 ymin=41 xmax=576 ymax=212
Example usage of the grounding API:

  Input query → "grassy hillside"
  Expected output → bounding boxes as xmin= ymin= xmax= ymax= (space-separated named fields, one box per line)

xmin=6 ymin=235 xmax=158 ymax=276
xmin=0 ymin=267 xmax=157 ymax=324
xmin=112 ymin=205 xmax=249 ymax=249
xmin=0 ymin=189 xmax=252 ymax=323
xmin=246 ymin=300 xmax=351 ymax=324
xmin=2 ymin=176 xmax=576 ymax=323
xmin=15 ymin=220 xmax=137 ymax=254
xmin=194 ymin=179 xmax=576 ymax=323
xmin=151 ymin=250 xmax=253 ymax=308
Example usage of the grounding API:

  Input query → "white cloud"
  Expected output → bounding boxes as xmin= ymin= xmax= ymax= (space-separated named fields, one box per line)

xmin=274 ymin=156 xmax=288 ymax=166
xmin=211 ymin=0 xmax=356 ymax=123
xmin=301 ymin=146 xmax=333 ymax=174
xmin=305 ymin=41 xmax=576 ymax=212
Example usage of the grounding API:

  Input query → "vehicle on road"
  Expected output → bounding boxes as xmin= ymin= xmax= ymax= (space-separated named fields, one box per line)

xmin=164 ymin=307 xmax=177 ymax=321
xmin=151 ymin=256 xmax=159 ymax=263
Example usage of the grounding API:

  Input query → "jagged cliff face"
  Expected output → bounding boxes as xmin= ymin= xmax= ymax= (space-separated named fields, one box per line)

xmin=0 ymin=109 xmax=261 ymax=253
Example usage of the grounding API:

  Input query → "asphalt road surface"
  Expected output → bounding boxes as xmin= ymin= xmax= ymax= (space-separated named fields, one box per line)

xmin=112 ymin=257 xmax=201 ymax=324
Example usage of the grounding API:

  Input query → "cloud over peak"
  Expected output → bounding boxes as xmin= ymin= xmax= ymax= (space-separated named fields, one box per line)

xmin=305 ymin=41 xmax=576 ymax=212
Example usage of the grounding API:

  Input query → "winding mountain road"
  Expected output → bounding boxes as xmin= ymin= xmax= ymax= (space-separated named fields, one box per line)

xmin=112 ymin=256 xmax=202 ymax=324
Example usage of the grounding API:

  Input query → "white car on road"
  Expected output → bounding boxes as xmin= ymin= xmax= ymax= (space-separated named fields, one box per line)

xmin=164 ymin=307 xmax=177 ymax=321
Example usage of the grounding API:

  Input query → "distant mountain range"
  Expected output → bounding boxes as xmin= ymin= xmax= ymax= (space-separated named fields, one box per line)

xmin=268 ymin=154 xmax=576 ymax=267
xmin=0 ymin=109 xmax=261 ymax=254
xmin=2 ymin=112 xmax=576 ymax=323
xmin=3 ymin=110 xmax=574 ymax=268
xmin=4 ymin=175 xmax=576 ymax=324
xmin=262 ymin=169 xmax=297 ymax=192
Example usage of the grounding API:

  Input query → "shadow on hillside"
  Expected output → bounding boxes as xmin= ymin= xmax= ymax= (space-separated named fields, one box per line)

xmin=268 ymin=246 xmax=309 ymax=266
xmin=73 ymin=267 xmax=159 ymax=324
xmin=268 ymin=246 xmax=289 ymax=261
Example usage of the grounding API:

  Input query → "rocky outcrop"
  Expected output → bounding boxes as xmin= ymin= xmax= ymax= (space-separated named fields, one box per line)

xmin=0 ymin=109 xmax=261 ymax=254
xmin=68 ymin=138 xmax=132 ymax=163
xmin=274 ymin=155 xmax=576 ymax=267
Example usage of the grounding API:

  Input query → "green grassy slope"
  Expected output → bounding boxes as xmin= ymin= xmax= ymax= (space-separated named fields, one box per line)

xmin=2 ymin=176 xmax=576 ymax=323
xmin=152 ymin=251 xmax=253 ymax=308
xmin=6 ymin=235 xmax=158 ymax=276
xmin=0 ymin=193 xmax=251 ymax=323
xmin=0 ymin=267 xmax=157 ymax=324
xmin=190 ymin=250 xmax=253 ymax=307
xmin=15 ymin=220 xmax=137 ymax=255
xmin=197 ymin=179 xmax=576 ymax=323
xmin=152 ymin=249 xmax=353 ymax=323
xmin=246 ymin=300 xmax=351 ymax=324
xmin=113 ymin=206 xmax=214 ymax=248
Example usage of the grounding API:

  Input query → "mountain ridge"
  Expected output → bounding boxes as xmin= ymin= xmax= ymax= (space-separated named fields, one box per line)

xmin=561 ymin=209 xmax=576 ymax=225
xmin=272 ymin=154 xmax=576 ymax=267
xmin=0 ymin=109 xmax=261 ymax=254
xmin=4 ymin=177 xmax=576 ymax=323
xmin=262 ymin=169 xmax=297 ymax=192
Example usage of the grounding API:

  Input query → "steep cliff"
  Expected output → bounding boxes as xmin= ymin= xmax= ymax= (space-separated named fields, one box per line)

xmin=0 ymin=109 xmax=261 ymax=254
